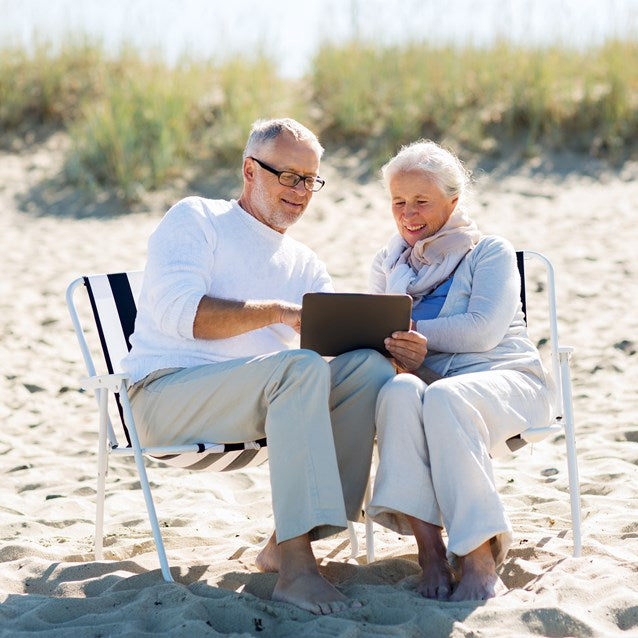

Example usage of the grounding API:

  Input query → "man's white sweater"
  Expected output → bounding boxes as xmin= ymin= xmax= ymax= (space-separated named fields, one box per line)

xmin=122 ymin=197 xmax=332 ymax=384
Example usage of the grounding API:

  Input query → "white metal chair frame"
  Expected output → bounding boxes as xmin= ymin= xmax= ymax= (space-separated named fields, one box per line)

xmin=362 ymin=250 xmax=582 ymax=563
xmin=67 ymin=272 xmax=364 ymax=582
xmin=67 ymin=250 xmax=582 ymax=580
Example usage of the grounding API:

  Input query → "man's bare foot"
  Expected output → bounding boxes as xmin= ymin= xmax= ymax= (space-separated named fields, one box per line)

xmin=255 ymin=532 xmax=280 ymax=573
xmin=273 ymin=569 xmax=358 ymax=615
xmin=408 ymin=516 xmax=456 ymax=600
xmin=449 ymin=540 xmax=508 ymax=601
xmin=272 ymin=533 xmax=362 ymax=615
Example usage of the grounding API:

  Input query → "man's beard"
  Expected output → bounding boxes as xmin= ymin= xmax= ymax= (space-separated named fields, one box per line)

xmin=253 ymin=182 xmax=304 ymax=231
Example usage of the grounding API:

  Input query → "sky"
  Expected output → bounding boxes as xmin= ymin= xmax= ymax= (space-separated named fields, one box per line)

xmin=2 ymin=0 xmax=638 ymax=76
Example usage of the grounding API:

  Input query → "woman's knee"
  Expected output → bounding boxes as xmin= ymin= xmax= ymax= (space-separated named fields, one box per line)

xmin=380 ymin=371 xmax=424 ymax=397
xmin=376 ymin=373 xmax=425 ymax=433
xmin=422 ymin=380 xmax=488 ymax=449
xmin=422 ymin=379 xmax=456 ymax=405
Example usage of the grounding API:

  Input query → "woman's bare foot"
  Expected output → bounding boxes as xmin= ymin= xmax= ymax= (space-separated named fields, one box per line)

xmin=255 ymin=532 xmax=280 ymax=572
xmin=449 ymin=540 xmax=508 ymax=601
xmin=416 ymin=558 xmax=456 ymax=601
xmin=408 ymin=516 xmax=456 ymax=600
xmin=271 ymin=533 xmax=362 ymax=615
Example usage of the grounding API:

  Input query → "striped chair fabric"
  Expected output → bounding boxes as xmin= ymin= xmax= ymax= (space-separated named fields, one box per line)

xmin=67 ymin=270 xmax=275 ymax=581
xmin=82 ymin=271 xmax=268 ymax=471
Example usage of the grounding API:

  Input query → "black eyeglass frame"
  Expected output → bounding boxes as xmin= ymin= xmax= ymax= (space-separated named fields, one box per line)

xmin=249 ymin=156 xmax=325 ymax=192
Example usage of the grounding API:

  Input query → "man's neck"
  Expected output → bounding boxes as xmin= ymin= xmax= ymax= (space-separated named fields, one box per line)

xmin=237 ymin=196 xmax=286 ymax=234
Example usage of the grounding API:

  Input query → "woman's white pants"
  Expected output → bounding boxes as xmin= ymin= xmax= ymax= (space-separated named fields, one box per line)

xmin=367 ymin=370 xmax=552 ymax=566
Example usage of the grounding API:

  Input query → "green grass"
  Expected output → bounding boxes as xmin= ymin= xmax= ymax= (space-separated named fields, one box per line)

xmin=0 ymin=39 xmax=103 ymax=127
xmin=310 ymin=39 xmax=638 ymax=163
xmin=65 ymin=52 xmax=200 ymax=200
xmin=2 ymin=38 xmax=637 ymax=200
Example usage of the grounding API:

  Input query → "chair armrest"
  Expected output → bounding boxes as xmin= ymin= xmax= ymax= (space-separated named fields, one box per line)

xmin=81 ymin=372 xmax=131 ymax=393
xmin=520 ymin=423 xmax=563 ymax=444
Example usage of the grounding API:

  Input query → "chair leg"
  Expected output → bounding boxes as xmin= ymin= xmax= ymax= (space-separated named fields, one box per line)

xmin=347 ymin=476 xmax=375 ymax=562
xmin=95 ymin=388 xmax=109 ymax=561
xmin=347 ymin=521 xmax=359 ymax=560
xmin=364 ymin=442 xmax=379 ymax=564
xmin=364 ymin=477 xmax=375 ymax=563
xmin=120 ymin=392 xmax=174 ymax=582
xmin=349 ymin=445 xmax=378 ymax=563
xmin=560 ymin=352 xmax=582 ymax=557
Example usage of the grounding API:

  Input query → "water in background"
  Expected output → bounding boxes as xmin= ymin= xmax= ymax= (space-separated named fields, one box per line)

xmin=3 ymin=0 xmax=638 ymax=76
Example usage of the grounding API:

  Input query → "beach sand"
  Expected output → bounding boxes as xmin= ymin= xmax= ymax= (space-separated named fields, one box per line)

xmin=1 ymin=130 xmax=637 ymax=637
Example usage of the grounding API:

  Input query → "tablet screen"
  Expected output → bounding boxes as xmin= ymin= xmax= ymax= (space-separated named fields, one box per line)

xmin=300 ymin=292 xmax=412 ymax=356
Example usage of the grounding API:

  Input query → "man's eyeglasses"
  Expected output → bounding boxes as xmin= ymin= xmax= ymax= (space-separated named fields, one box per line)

xmin=249 ymin=156 xmax=325 ymax=192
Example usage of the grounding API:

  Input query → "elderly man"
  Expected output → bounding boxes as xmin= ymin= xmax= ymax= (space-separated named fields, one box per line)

xmin=122 ymin=118 xmax=395 ymax=614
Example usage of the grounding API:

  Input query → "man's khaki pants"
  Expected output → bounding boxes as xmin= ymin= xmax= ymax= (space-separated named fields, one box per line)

xmin=129 ymin=348 xmax=395 ymax=544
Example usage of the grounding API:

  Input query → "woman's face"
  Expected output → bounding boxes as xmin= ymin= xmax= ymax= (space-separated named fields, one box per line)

xmin=389 ymin=170 xmax=458 ymax=246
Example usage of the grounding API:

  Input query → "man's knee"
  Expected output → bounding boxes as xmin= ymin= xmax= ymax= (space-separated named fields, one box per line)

xmin=280 ymin=348 xmax=330 ymax=381
xmin=338 ymin=348 xmax=395 ymax=388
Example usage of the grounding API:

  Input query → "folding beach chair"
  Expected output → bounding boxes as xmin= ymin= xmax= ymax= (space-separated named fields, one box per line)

xmin=67 ymin=272 xmax=363 ymax=581
xmin=362 ymin=251 xmax=582 ymax=562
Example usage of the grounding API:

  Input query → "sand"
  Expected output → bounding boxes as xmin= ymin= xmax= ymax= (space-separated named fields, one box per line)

xmin=1 ymin=129 xmax=637 ymax=637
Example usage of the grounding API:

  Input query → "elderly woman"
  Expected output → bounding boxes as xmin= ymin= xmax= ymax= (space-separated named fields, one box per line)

xmin=368 ymin=140 xmax=554 ymax=601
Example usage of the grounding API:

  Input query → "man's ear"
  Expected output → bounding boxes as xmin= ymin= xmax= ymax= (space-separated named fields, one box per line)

xmin=242 ymin=157 xmax=255 ymax=182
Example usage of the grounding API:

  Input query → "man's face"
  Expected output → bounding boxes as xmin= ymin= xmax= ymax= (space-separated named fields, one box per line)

xmin=242 ymin=133 xmax=321 ymax=233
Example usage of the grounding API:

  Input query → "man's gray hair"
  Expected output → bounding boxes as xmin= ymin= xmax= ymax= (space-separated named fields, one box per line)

xmin=243 ymin=118 xmax=324 ymax=160
xmin=381 ymin=140 xmax=471 ymax=202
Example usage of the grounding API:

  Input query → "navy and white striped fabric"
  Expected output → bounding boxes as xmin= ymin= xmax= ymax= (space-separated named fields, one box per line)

xmin=505 ymin=252 xmax=529 ymax=453
xmin=83 ymin=272 xmax=268 ymax=471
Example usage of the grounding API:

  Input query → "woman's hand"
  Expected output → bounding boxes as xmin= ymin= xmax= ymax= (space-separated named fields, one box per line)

xmin=384 ymin=327 xmax=428 ymax=372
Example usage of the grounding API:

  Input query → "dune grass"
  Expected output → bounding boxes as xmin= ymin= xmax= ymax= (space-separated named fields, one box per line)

xmin=310 ymin=39 xmax=638 ymax=162
xmin=62 ymin=49 xmax=300 ymax=200
xmin=2 ymin=38 xmax=637 ymax=200
xmin=65 ymin=55 xmax=196 ymax=200
xmin=0 ymin=40 xmax=103 ymax=128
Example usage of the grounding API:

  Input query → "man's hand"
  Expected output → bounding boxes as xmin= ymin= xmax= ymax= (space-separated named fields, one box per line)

xmin=278 ymin=301 xmax=302 ymax=333
xmin=384 ymin=329 xmax=428 ymax=373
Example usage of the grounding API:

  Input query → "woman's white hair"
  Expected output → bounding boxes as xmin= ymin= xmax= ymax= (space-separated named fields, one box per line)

xmin=381 ymin=140 xmax=471 ymax=202
xmin=243 ymin=118 xmax=324 ymax=160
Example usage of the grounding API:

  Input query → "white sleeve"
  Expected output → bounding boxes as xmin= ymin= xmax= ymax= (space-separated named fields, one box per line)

xmin=368 ymin=248 xmax=388 ymax=293
xmin=143 ymin=198 xmax=216 ymax=340
xmin=311 ymin=259 xmax=334 ymax=293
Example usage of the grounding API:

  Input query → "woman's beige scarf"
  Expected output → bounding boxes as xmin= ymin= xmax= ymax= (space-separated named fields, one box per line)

xmin=381 ymin=208 xmax=481 ymax=304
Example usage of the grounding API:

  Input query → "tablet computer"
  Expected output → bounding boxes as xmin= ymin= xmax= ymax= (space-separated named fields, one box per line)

xmin=300 ymin=292 xmax=412 ymax=356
